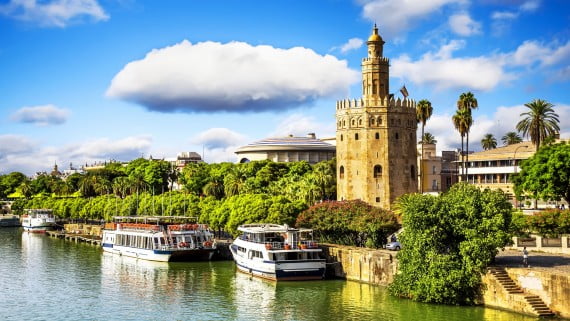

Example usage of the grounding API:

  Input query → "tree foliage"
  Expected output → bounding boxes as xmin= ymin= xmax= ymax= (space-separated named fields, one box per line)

xmin=296 ymin=200 xmax=399 ymax=248
xmin=389 ymin=183 xmax=513 ymax=305
xmin=513 ymin=142 xmax=570 ymax=204
xmin=516 ymin=99 xmax=560 ymax=150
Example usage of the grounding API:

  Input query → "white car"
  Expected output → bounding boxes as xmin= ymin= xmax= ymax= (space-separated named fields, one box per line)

xmin=386 ymin=241 xmax=401 ymax=251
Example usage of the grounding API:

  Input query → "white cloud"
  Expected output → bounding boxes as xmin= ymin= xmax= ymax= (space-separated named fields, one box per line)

xmin=490 ymin=0 xmax=541 ymax=36
xmin=11 ymin=104 xmax=70 ymax=126
xmin=361 ymin=0 xmax=464 ymax=38
xmin=392 ymin=39 xmax=570 ymax=91
xmin=0 ymin=135 xmax=152 ymax=175
xmin=491 ymin=11 xmax=518 ymax=20
xmin=191 ymin=128 xmax=247 ymax=149
xmin=106 ymin=40 xmax=359 ymax=113
xmin=270 ymin=113 xmax=336 ymax=138
xmin=340 ymin=38 xmax=364 ymax=53
xmin=520 ymin=0 xmax=540 ymax=12
xmin=392 ymin=40 xmax=511 ymax=91
xmin=0 ymin=0 xmax=108 ymax=27
xmin=448 ymin=13 xmax=481 ymax=36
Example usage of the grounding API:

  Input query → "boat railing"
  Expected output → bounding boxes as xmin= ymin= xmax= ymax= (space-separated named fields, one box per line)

xmin=118 ymin=223 xmax=161 ymax=232
xmin=168 ymin=224 xmax=209 ymax=232
xmin=263 ymin=240 xmax=319 ymax=250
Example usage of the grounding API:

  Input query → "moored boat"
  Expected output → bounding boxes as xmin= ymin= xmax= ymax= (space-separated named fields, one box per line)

xmin=101 ymin=216 xmax=216 ymax=262
xmin=0 ymin=214 xmax=21 ymax=227
xmin=21 ymin=209 xmax=56 ymax=232
xmin=230 ymin=224 xmax=325 ymax=281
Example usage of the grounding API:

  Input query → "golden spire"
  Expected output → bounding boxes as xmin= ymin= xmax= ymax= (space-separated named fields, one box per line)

xmin=367 ymin=23 xmax=383 ymax=42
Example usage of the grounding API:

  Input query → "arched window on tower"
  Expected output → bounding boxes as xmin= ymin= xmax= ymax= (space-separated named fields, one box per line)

xmin=340 ymin=134 xmax=343 ymax=142
xmin=410 ymin=165 xmax=415 ymax=179
xmin=375 ymin=132 xmax=380 ymax=139
xmin=355 ymin=133 xmax=359 ymax=140
xmin=378 ymin=117 xmax=382 ymax=125
xmin=369 ymin=118 xmax=375 ymax=126
xmin=339 ymin=166 xmax=345 ymax=179
xmin=373 ymin=165 xmax=382 ymax=178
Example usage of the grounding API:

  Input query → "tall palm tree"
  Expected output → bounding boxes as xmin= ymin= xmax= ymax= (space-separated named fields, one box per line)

xmin=457 ymin=92 xmax=478 ymax=178
xmin=421 ymin=132 xmax=437 ymax=144
xmin=452 ymin=108 xmax=472 ymax=180
xmin=516 ymin=99 xmax=560 ymax=150
xmin=416 ymin=99 xmax=433 ymax=193
xmin=481 ymin=134 xmax=497 ymax=150
xmin=501 ymin=132 xmax=522 ymax=146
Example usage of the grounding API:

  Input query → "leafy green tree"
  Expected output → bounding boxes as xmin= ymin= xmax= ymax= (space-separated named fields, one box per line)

xmin=0 ymin=172 xmax=27 ymax=197
xmin=296 ymin=200 xmax=399 ymax=248
xmin=389 ymin=183 xmax=513 ymax=305
xmin=180 ymin=162 xmax=209 ymax=195
xmin=513 ymin=142 xmax=570 ymax=205
xmin=516 ymin=99 xmax=560 ymax=150
xmin=417 ymin=99 xmax=434 ymax=193
xmin=457 ymin=92 xmax=478 ymax=179
xmin=480 ymin=133 xmax=497 ymax=150
xmin=501 ymin=132 xmax=522 ymax=146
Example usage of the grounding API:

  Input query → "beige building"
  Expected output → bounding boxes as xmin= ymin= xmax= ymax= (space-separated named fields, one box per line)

xmin=336 ymin=26 xmax=417 ymax=209
xmin=418 ymin=144 xmax=459 ymax=194
xmin=235 ymin=133 xmax=335 ymax=164
xmin=460 ymin=141 xmax=535 ymax=200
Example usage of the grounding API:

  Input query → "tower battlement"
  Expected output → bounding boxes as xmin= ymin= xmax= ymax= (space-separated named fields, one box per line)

xmin=335 ymin=97 xmax=416 ymax=110
xmin=362 ymin=57 xmax=390 ymax=63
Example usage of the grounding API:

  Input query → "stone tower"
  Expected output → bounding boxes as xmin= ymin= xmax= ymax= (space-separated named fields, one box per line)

xmin=335 ymin=25 xmax=418 ymax=210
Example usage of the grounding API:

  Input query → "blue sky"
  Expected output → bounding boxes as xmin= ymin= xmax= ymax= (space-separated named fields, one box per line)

xmin=1 ymin=0 xmax=569 ymax=175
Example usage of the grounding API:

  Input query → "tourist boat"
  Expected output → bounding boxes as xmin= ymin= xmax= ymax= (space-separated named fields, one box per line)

xmin=101 ymin=216 xmax=216 ymax=262
xmin=0 ymin=214 xmax=21 ymax=227
xmin=21 ymin=209 xmax=57 ymax=232
xmin=230 ymin=224 xmax=325 ymax=281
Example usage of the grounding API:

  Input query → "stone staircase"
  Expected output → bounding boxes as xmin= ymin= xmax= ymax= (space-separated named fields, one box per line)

xmin=488 ymin=267 xmax=555 ymax=317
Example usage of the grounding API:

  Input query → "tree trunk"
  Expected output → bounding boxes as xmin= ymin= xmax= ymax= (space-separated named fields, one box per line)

xmin=460 ymin=135 xmax=465 ymax=181
xmin=420 ymin=124 xmax=424 ymax=193
xmin=466 ymin=132 xmax=469 ymax=182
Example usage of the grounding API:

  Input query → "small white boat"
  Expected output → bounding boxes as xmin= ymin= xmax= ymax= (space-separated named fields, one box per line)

xmin=21 ymin=209 xmax=57 ymax=232
xmin=230 ymin=224 xmax=325 ymax=281
xmin=101 ymin=216 xmax=216 ymax=262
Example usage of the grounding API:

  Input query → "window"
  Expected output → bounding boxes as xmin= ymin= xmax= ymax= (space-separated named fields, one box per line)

xmin=378 ymin=117 xmax=382 ymax=125
xmin=432 ymin=166 xmax=436 ymax=174
xmin=375 ymin=197 xmax=380 ymax=203
xmin=339 ymin=166 xmax=345 ymax=179
xmin=355 ymin=133 xmax=359 ymax=140
xmin=340 ymin=134 xmax=343 ymax=142
xmin=410 ymin=165 xmax=415 ymax=179
xmin=375 ymin=132 xmax=380 ymax=139
xmin=432 ymin=180 xmax=438 ymax=190
xmin=373 ymin=165 xmax=382 ymax=178
xmin=395 ymin=133 xmax=399 ymax=139
xmin=370 ymin=118 xmax=375 ymax=126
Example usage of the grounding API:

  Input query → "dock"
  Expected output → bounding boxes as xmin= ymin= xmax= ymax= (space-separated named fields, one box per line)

xmin=46 ymin=230 xmax=101 ymax=246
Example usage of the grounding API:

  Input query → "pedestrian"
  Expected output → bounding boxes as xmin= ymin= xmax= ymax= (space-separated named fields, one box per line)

xmin=522 ymin=247 xmax=528 ymax=267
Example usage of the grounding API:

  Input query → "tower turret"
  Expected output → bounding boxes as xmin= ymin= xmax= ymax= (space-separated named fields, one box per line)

xmin=362 ymin=24 xmax=390 ymax=99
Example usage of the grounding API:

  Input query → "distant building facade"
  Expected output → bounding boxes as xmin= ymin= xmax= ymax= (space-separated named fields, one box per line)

xmin=417 ymin=144 xmax=459 ymax=194
xmin=235 ymin=133 xmax=335 ymax=164
xmin=335 ymin=26 xmax=417 ymax=210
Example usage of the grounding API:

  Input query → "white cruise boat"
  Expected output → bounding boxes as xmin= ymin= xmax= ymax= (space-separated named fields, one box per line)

xmin=21 ymin=209 xmax=57 ymax=232
xmin=101 ymin=216 xmax=216 ymax=262
xmin=230 ymin=224 xmax=325 ymax=281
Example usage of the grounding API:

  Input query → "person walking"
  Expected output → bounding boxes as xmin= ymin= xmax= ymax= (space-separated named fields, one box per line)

xmin=522 ymin=247 xmax=529 ymax=267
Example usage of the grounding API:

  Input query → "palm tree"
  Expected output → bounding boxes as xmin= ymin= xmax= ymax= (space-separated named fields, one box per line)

xmin=420 ymin=132 xmax=437 ymax=144
xmin=416 ymin=99 xmax=433 ymax=193
xmin=457 ymin=92 xmax=478 ymax=178
xmin=501 ymin=132 xmax=522 ymax=146
xmin=452 ymin=108 xmax=472 ymax=180
xmin=481 ymin=134 xmax=497 ymax=150
xmin=516 ymin=99 xmax=560 ymax=150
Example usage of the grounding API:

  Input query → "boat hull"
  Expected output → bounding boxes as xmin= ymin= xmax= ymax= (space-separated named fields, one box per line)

xmin=22 ymin=224 xmax=56 ymax=233
xmin=234 ymin=260 xmax=325 ymax=281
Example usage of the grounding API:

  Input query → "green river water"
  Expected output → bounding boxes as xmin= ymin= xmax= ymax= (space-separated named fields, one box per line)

xmin=0 ymin=228 xmax=537 ymax=321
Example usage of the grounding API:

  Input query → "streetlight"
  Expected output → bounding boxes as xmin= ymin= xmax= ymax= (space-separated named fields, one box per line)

xmin=512 ymin=145 xmax=528 ymax=209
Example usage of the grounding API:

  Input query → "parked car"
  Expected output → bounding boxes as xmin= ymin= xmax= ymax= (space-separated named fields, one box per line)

xmin=386 ymin=241 xmax=401 ymax=251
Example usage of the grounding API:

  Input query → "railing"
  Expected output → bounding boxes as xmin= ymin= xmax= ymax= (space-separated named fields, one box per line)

xmin=542 ymin=237 xmax=562 ymax=247
xmin=263 ymin=240 xmax=319 ymax=250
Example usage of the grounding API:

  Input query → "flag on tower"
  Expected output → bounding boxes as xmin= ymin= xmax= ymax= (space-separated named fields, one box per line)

xmin=400 ymin=85 xmax=409 ymax=98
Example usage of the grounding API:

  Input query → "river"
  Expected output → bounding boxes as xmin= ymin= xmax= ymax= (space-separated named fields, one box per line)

xmin=0 ymin=228 xmax=535 ymax=321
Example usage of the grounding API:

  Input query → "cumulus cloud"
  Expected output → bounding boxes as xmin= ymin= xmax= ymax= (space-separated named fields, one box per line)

xmin=0 ymin=135 xmax=152 ymax=175
xmin=448 ymin=13 xmax=481 ymax=36
xmin=392 ymin=39 xmax=570 ymax=91
xmin=106 ymin=40 xmax=359 ymax=113
xmin=392 ymin=40 xmax=511 ymax=91
xmin=361 ymin=0 xmax=464 ymax=38
xmin=0 ymin=0 xmax=108 ymax=27
xmin=339 ymin=38 xmax=364 ymax=53
xmin=11 ymin=104 xmax=70 ymax=126
xmin=490 ymin=0 xmax=541 ymax=36
xmin=191 ymin=128 xmax=247 ymax=149
xmin=270 ymin=113 xmax=335 ymax=138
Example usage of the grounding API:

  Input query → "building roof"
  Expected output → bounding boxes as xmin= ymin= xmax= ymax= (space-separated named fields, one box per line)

xmin=235 ymin=136 xmax=336 ymax=153
xmin=466 ymin=141 xmax=536 ymax=161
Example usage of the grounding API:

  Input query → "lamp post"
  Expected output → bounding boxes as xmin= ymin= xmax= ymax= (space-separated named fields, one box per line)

xmin=512 ymin=145 xmax=528 ymax=209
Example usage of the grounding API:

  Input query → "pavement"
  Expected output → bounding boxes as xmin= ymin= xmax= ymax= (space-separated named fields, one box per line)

xmin=494 ymin=249 xmax=570 ymax=273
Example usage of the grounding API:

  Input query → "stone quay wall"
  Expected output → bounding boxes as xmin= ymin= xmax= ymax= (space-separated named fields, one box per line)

xmin=320 ymin=244 xmax=398 ymax=286
xmin=482 ymin=268 xmax=570 ymax=319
